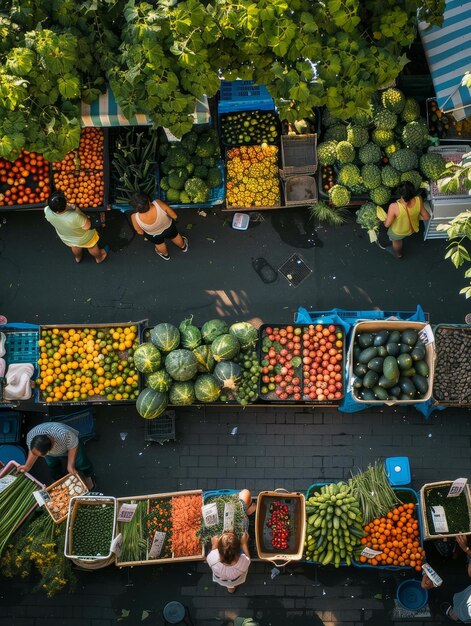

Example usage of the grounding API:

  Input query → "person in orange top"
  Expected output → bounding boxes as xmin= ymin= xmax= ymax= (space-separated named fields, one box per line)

xmin=383 ymin=181 xmax=430 ymax=259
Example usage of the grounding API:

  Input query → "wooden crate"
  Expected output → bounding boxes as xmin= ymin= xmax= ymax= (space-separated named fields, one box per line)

xmin=64 ymin=495 xmax=117 ymax=560
xmin=115 ymin=490 xmax=204 ymax=568
xmin=348 ymin=320 xmax=436 ymax=405
xmin=420 ymin=481 xmax=471 ymax=540
xmin=44 ymin=473 xmax=89 ymax=524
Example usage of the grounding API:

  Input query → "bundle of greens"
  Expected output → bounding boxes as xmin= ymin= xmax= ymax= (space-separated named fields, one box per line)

xmin=197 ymin=494 xmax=246 ymax=545
xmin=118 ymin=500 xmax=147 ymax=563
xmin=0 ymin=471 xmax=39 ymax=557
xmin=356 ymin=202 xmax=383 ymax=242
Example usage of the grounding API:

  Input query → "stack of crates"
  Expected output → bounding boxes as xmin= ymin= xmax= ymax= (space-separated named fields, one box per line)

xmin=279 ymin=134 xmax=318 ymax=206
xmin=218 ymin=80 xmax=275 ymax=115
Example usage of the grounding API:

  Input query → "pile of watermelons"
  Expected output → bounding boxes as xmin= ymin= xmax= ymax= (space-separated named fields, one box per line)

xmin=134 ymin=318 xmax=260 ymax=419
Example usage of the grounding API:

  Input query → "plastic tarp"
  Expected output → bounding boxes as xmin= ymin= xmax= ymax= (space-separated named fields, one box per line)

xmin=419 ymin=0 xmax=471 ymax=121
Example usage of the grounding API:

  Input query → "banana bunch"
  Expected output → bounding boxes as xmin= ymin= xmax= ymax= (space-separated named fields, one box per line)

xmin=304 ymin=482 xmax=364 ymax=567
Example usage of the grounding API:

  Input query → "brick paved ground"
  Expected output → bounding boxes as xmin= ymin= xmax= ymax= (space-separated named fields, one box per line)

xmin=1 ymin=405 xmax=470 ymax=626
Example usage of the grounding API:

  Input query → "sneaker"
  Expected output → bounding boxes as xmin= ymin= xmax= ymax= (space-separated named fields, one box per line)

xmin=157 ymin=251 xmax=170 ymax=261
xmin=180 ymin=236 xmax=189 ymax=252
xmin=441 ymin=602 xmax=459 ymax=621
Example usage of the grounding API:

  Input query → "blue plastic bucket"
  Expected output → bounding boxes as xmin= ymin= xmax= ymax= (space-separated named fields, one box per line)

xmin=0 ymin=444 xmax=26 ymax=465
xmin=396 ymin=579 xmax=428 ymax=611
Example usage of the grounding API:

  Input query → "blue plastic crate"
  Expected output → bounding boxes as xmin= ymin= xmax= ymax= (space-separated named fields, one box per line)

xmin=218 ymin=80 xmax=275 ymax=114
xmin=203 ymin=489 xmax=238 ymax=503
xmin=158 ymin=161 xmax=225 ymax=209
xmin=1 ymin=324 xmax=39 ymax=367
xmin=51 ymin=409 xmax=96 ymax=443
xmin=0 ymin=411 xmax=22 ymax=444
xmin=298 ymin=309 xmax=427 ymax=323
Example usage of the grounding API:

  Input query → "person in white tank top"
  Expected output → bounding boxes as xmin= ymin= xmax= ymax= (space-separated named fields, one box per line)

xmin=130 ymin=192 xmax=189 ymax=261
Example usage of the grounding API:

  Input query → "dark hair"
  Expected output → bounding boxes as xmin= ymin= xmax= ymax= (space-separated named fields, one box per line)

xmin=218 ymin=532 xmax=241 ymax=564
xmin=396 ymin=181 xmax=416 ymax=202
xmin=30 ymin=434 xmax=53 ymax=454
xmin=129 ymin=192 xmax=151 ymax=213
xmin=48 ymin=190 xmax=67 ymax=213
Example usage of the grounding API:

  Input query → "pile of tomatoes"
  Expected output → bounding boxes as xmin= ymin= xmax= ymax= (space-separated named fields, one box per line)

xmin=0 ymin=150 xmax=50 ymax=207
xmin=267 ymin=501 xmax=291 ymax=551
xmin=260 ymin=324 xmax=344 ymax=402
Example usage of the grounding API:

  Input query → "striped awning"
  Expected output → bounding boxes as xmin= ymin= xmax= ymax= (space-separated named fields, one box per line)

xmin=419 ymin=0 xmax=471 ymax=120
xmin=81 ymin=86 xmax=210 ymax=127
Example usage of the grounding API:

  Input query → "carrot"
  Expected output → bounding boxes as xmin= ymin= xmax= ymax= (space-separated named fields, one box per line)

xmin=171 ymin=495 xmax=202 ymax=557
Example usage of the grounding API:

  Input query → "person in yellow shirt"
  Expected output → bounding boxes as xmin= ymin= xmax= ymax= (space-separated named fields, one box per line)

xmin=383 ymin=182 xmax=430 ymax=259
xmin=44 ymin=190 xmax=107 ymax=264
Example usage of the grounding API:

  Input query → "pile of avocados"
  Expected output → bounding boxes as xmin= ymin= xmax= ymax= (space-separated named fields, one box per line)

xmin=352 ymin=328 xmax=430 ymax=402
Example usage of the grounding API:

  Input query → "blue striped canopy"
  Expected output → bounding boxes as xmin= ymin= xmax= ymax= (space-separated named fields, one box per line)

xmin=419 ymin=0 xmax=471 ymax=120
xmin=81 ymin=86 xmax=210 ymax=127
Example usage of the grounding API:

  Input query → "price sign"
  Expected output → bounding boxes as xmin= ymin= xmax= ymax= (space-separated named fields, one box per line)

xmin=223 ymin=502 xmax=235 ymax=532
xmin=202 ymin=503 xmax=219 ymax=528
xmin=0 ymin=475 xmax=16 ymax=493
xmin=422 ymin=563 xmax=443 ymax=587
xmin=431 ymin=505 xmax=449 ymax=533
xmin=361 ymin=547 xmax=383 ymax=558
xmin=33 ymin=489 xmax=51 ymax=507
xmin=418 ymin=324 xmax=434 ymax=345
xmin=111 ymin=533 xmax=122 ymax=557
xmin=117 ymin=503 xmax=137 ymax=523
xmin=447 ymin=478 xmax=468 ymax=498
xmin=148 ymin=531 xmax=166 ymax=559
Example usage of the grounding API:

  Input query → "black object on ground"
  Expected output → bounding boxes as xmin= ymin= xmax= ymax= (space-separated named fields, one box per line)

xmin=252 ymin=257 xmax=278 ymax=284
xmin=145 ymin=411 xmax=176 ymax=444
xmin=278 ymin=253 xmax=312 ymax=288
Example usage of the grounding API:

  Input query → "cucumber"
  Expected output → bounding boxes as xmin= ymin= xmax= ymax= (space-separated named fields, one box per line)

xmin=383 ymin=356 xmax=399 ymax=381
xmin=353 ymin=363 xmax=368 ymax=377
xmin=411 ymin=345 xmax=425 ymax=362
xmin=399 ymin=376 xmax=416 ymax=398
xmin=412 ymin=374 xmax=429 ymax=395
xmin=401 ymin=329 xmax=419 ymax=346
xmin=367 ymin=357 xmax=384 ymax=373
xmin=362 ymin=389 xmax=376 ymax=401
xmin=373 ymin=330 xmax=389 ymax=346
xmin=378 ymin=375 xmax=397 ymax=389
xmin=415 ymin=360 xmax=429 ymax=377
xmin=357 ymin=333 xmax=374 ymax=348
xmin=386 ymin=342 xmax=400 ymax=356
xmin=372 ymin=385 xmax=389 ymax=400
xmin=377 ymin=345 xmax=388 ymax=357
xmin=363 ymin=370 xmax=379 ymax=389
xmin=389 ymin=330 xmax=401 ymax=343
xmin=397 ymin=353 xmax=413 ymax=370
xmin=358 ymin=347 xmax=378 ymax=364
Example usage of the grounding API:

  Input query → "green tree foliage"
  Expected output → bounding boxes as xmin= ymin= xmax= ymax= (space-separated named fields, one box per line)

xmin=0 ymin=0 xmax=445 ymax=160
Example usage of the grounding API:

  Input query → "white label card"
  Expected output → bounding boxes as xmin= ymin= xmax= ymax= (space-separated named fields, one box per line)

xmin=223 ymin=502 xmax=235 ymax=532
xmin=33 ymin=489 xmax=51 ymax=507
xmin=422 ymin=563 xmax=443 ymax=587
xmin=447 ymin=478 xmax=468 ymax=498
xmin=418 ymin=324 xmax=434 ymax=345
xmin=368 ymin=229 xmax=378 ymax=243
xmin=202 ymin=503 xmax=219 ymax=528
xmin=111 ymin=533 xmax=122 ymax=557
xmin=0 ymin=475 xmax=16 ymax=493
xmin=117 ymin=503 xmax=137 ymax=522
xmin=149 ymin=531 xmax=166 ymax=558
xmin=361 ymin=547 xmax=383 ymax=558
xmin=431 ymin=505 xmax=449 ymax=533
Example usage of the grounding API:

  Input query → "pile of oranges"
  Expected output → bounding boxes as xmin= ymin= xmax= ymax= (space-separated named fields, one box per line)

xmin=52 ymin=128 xmax=104 ymax=209
xmin=37 ymin=325 xmax=140 ymax=403
xmin=0 ymin=150 xmax=50 ymax=207
xmin=359 ymin=502 xmax=425 ymax=570
xmin=226 ymin=144 xmax=280 ymax=208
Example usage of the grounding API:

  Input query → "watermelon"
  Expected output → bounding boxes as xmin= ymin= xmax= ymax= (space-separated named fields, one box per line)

xmin=214 ymin=361 xmax=241 ymax=389
xmin=229 ymin=322 xmax=258 ymax=349
xmin=169 ymin=381 xmax=196 ymax=406
xmin=193 ymin=344 xmax=215 ymax=373
xmin=147 ymin=370 xmax=172 ymax=392
xmin=133 ymin=343 xmax=162 ymax=374
xmin=211 ymin=334 xmax=240 ymax=362
xmin=201 ymin=319 xmax=229 ymax=344
xmin=136 ymin=387 xmax=168 ymax=419
xmin=165 ymin=349 xmax=198 ymax=381
xmin=179 ymin=318 xmax=202 ymax=350
xmin=151 ymin=323 xmax=180 ymax=352
xmin=194 ymin=374 xmax=221 ymax=403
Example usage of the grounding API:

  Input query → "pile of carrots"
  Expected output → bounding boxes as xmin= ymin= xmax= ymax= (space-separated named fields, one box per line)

xmin=171 ymin=494 xmax=202 ymax=557
xmin=52 ymin=128 xmax=104 ymax=209
xmin=359 ymin=502 xmax=425 ymax=570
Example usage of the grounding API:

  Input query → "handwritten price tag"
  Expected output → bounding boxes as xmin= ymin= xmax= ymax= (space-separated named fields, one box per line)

xmin=418 ymin=324 xmax=434 ymax=345
xmin=361 ymin=547 xmax=383 ymax=558
xmin=33 ymin=489 xmax=51 ymax=507
xmin=431 ymin=506 xmax=449 ymax=533
xmin=117 ymin=503 xmax=137 ymax=522
xmin=149 ymin=531 xmax=166 ymax=559
xmin=447 ymin=478 xmax=468 ymax=498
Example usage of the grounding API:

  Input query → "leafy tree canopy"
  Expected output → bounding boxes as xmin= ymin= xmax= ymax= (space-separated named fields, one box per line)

xmin=0 ymin=0 xmax=445 ymax=160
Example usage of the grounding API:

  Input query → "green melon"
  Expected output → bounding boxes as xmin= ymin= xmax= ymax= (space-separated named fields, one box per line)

xmin=211 ymin=334 xmax=240 ymax=362
xmin=179 ymin=317 xmax=202 ymax=350
xmin=194 ymin=374 xmax=221 ymax=402
xmin=150 ymin=323 xmax=180 ymax=352
xmin=147 ymin=370 xmax=172 ymax=392
xmin=136 ymin=387 xmax=168 ymax=419
xmin=229 ymin=322 xmax=258 ymax=350
xmin=133 ymin=343 xmax=162 ymax=374
xmin=201 ymin=319 xmax=229 ymax=344
xmin=214 ymin=361 xmax=241 ymax=389
xmin=165 ymin=349 xmax=198 ymax=381
xmin=169 ymin=381 xmax=196 ymax=406
xmin=193 ymin=344 xmax=215 ymax=373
